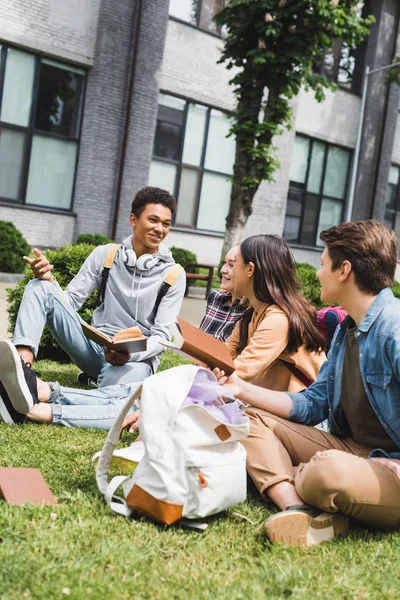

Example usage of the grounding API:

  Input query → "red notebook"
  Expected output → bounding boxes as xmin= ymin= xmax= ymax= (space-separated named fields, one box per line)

xmin=0 ymin=468 xmax=56 ymax=506
xmin=161 ymin=317 xmax=235 ymax=375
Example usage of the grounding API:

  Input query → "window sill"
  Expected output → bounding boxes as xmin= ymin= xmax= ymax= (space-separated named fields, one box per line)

xmin=288 ymin=243 xmax=324 ymax=253
xmin=171 ymin=225 xmax=224 ymax=238
xmin=168 ymin=16 xmax=222 ymax=39
xmin=0 ymin=199 xmax=76 ymax=217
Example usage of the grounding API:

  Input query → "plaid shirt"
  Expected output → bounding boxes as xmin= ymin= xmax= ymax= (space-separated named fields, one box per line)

xmin=199 ymin=290 xmax=247 ymax=342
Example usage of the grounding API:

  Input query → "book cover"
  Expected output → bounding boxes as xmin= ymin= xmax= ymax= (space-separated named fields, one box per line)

xmin=0 ymin=468 xmax=56 ymax=506
xmin=161 ymin=317 xmax=235 ymax=375
xmin=81 ymin=323 xmax=147 ymax=353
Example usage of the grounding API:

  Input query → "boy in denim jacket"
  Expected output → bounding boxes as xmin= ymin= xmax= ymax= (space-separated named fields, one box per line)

xmin=217 ymin=220 xmax=400 ymax=547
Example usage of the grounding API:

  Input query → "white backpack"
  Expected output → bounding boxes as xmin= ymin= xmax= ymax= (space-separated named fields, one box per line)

xmin=96 ymin=365 xmax=250 ymax=526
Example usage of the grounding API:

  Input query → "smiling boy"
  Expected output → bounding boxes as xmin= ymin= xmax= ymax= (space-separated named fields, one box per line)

xmin=12 ymin=186 xmax=186 ymax=390
xmin=216 ymin=220 xmax=400 ymax=547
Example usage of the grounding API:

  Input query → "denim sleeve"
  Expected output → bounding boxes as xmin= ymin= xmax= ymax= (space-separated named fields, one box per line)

xmin=288 ymin=358 xmax=330 ymax=425
xmin=385 ymin=325 xmax=400 ymax=379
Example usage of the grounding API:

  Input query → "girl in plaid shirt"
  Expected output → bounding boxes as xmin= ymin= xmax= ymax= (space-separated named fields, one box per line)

xmin=200 ymin=245 xmax=247 ymax=342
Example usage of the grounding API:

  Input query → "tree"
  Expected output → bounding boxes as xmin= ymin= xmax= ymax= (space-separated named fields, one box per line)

xmin=215 ymin=0 xmax=374 ymax=255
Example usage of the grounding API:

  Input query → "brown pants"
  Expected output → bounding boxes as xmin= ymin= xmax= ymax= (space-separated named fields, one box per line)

xmin=243 ymin=408 xmax=400 ymax=529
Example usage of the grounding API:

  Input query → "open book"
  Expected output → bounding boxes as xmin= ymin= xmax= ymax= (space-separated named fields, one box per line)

xmin=81 ymin=323 xmax=147 ymax=353
xmin=161 ymin=317 xmax=235 ymax=375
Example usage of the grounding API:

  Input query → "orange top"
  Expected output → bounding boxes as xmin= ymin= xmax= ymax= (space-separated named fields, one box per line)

xmin=225 ymin=304 xmax=326 ymax=392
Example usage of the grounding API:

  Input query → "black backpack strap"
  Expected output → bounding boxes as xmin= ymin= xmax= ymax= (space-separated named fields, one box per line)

xmin=151 ymin=264 xmax=184 ymax=318
xmin=98 ymin=244 xmax=121 ymax=305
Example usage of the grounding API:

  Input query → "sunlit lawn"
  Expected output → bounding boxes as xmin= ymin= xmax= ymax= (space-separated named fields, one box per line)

xmin=0 ymin=352 xmax=398 ymax=599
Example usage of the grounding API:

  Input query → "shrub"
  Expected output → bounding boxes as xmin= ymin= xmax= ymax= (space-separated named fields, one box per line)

xmin=74 ymin=233 xmax=114 ymax=246
xmin=7 ymin=244 xmax=99 ymax=362
xmin=392 ymin=280 xmax=400 ymax=300
xmin=169 ymin=247 xmax=197 ymax=270
xmin=295 ymin=263 xmax=323 ymax=309
xmin=0 ymin=221 xmax=31 ymax=274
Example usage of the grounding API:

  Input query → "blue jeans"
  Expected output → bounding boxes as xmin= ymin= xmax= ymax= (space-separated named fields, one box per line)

xmin=48 ymin=381 xmax=138 ymax=430
xmin=13 ymin=279 xmax=152 ymax=387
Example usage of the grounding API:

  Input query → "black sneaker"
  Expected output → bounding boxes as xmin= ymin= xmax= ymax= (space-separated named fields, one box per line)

xmin=0 ymin=380 xmax=27 ymax=424
xmin=77 ymin=371 xmax=98 ymax=388
xmin=0 ymin=340 xmax=39 ymax=423
xmin=264 ymin=504 xmax=349 ymax=547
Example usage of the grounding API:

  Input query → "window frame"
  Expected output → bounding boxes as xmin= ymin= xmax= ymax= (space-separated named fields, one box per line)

xmin=284 ymin=134 xmax=352 ymax=249
xmin=151 ymin=90 xmax=234 ymax=235
xmin=0 ymin=43 xmax=86 ymax=213
xmin=384 ymin=164 xmax=400 ymax=231
xmin=168 ymin=0 xmax=225 ymax=38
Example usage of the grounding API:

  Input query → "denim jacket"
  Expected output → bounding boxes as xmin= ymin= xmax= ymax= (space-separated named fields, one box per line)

xmin=288 ymin=288 xmax=400 ymax=458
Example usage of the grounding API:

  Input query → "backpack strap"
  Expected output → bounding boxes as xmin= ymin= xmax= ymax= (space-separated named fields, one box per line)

xmin=96 ymin=382 xmax=143 ymax=516
xmin=151 ymin=264 xmax=184 ymax=318
xmin=98 ymin=243 xmax=121 ymax=305
xmin=280 ymin=360 xmax=313 ymax=388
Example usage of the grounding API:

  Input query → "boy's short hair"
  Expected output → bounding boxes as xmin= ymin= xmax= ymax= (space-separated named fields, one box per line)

xmin=320 ymin=220 xmax=398 ymax=295
xmin=131 ymin=186 xmax=177 ymax=218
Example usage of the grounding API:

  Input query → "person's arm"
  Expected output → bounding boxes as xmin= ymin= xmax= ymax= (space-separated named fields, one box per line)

xmin=217 ymin=371 xmax=293 ymax=417
xmin=128 ymin=270 xmax=186 ymax=363
xmin=231 ymin=309 xmax=289 ymax=381
xmin=215 ymin=355 xmax=330 ymax=425
xmin=225 ymin=320 xmax=241 ymax=359
xmin=64 ymin=246 xmax=106 ymax=311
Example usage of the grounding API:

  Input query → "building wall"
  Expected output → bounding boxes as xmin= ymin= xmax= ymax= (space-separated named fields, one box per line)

xmin=160 ymin=19 xmax=235 ymax=110
xmin=0 ymin=206 xmax=74 ymax=248
xmin=0 ymin=0 xmax=101 ymax=65
xmin=392 ymin=115 xmax=400 ymax=164
xmin=295 ymin=88 xmax=360 ymax=148
xmin=353 ymin=0 xmax=400 ymax=221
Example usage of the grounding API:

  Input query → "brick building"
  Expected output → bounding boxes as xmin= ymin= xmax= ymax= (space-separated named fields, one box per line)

xmin=0 ymin=0 xmax=399 ymax=271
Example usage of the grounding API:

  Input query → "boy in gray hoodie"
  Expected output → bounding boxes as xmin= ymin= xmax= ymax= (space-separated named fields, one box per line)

xmin=11 ymin=186 xmax=186 ymax=390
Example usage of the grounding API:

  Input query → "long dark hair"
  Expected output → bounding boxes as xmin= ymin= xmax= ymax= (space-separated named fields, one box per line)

xmin=236 ymin=235 xmax=326 ymax=354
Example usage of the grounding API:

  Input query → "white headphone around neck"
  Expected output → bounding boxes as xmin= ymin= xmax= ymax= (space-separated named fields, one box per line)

xmin=124 ymin=248 xmax=159 ymax=271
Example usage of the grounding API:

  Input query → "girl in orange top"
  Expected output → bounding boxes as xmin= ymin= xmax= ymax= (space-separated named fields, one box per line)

xmin=226 ymin=235 xmax=326 ymax=392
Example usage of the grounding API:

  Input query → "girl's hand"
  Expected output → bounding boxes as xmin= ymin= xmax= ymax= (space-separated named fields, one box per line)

xmin=213 ymin=368 xmax=241 ymax=397
xmin=371 ymin=457 xmax=400 ymax=480
xmin=122 ymin=410 xmax=140 ymax=433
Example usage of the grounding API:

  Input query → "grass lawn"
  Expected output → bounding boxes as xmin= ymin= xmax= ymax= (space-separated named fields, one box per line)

xmin=0 ymin=352 xmax=399 ymax=599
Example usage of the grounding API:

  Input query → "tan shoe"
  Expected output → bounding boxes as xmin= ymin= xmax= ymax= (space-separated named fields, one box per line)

xmin=264 ymin=505 xmax=350 ymax=547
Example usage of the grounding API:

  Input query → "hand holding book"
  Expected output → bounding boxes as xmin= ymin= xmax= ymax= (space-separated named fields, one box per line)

xmin=81 ymin=323 xmax=147 ymax=354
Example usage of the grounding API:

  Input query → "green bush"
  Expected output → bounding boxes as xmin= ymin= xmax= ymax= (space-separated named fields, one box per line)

xmin=74 ymin=233 xmax=114 ymax=246
xmin=392 ymin=279 xmax=400 ymax=300
xmin=169 ymin=247 xmax=197 ymax=270
xmin=7 ymin=244 xmax=99 ymax=362
xmin=295 ymin=262 xmax=323 ymax=309
xmin=0 ymin=221 xmax=31 ymax=274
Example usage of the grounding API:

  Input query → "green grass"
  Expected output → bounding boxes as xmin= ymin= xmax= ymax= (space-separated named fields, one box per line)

xmin=0 ymin=353 xmax=399 ymax=599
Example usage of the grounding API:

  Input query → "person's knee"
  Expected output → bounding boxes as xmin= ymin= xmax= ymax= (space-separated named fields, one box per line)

xmin=295 ymin=449 xmax=350 ymax=508
xmin=25 ymin=278 xmax=54 ymax=295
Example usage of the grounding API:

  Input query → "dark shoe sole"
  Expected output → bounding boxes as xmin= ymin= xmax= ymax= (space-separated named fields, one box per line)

xmin=264 ymin=510 xmax=349 ymax=547
xmin=0 ymin=341 xmax=34 ymax=414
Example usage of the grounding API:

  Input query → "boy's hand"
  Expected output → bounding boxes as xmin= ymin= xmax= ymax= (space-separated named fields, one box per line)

xmin=24 ymin=248 xmax=54 ymax=282
xmin=103 ymin=346 xmax=130 ymax=365
xmin=122 ymin=410 xmax=140 ymax=433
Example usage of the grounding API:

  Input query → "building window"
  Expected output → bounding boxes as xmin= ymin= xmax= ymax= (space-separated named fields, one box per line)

xmin=168 ymin=0 xmax=225 ymax=35
xmin=283 ymin=135 xmax=351 ymax=247
xmin=384 ymin=165 xmax=400 ymax=240
xmin=0 ymin=45 xmax=86 ymax=211
xmin=149 ymin=93 xmax=235 ymax=233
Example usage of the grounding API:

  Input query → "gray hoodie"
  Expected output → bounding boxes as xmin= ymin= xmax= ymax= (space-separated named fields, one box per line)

xmin=63 ymin=235 xmax=186 ymax=372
